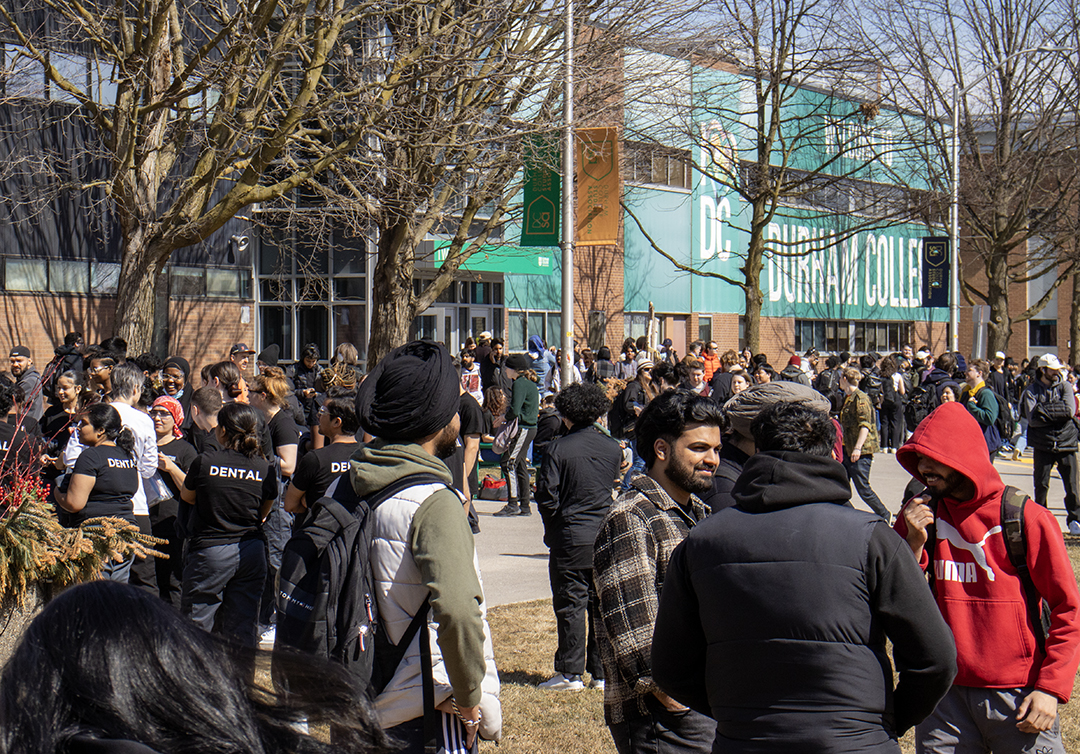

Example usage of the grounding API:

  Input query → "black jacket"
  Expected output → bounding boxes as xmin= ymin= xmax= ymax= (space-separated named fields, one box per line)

xmin=1020 ymin=377 xmax=1079 ymax=452
xmin=653 ymin=451 xmax=957 ymax=751
xmin=710 ymin=371 xmax=734 ymax=404
xmin=699 ymin=441 xmax=748 ymax=513
xmin=536 ymin=424 xmax=623 ymax=569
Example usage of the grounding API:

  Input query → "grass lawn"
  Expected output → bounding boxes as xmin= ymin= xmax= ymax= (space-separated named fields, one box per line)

xmin=481 ymin=538 xmax=1080 ymax=752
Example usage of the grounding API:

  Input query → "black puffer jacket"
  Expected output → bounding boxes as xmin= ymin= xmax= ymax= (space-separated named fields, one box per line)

xmin=1020 ymin=377 xmax=1079 ymax=452
xmin=653 ymin=451 xmax=956 ymax=752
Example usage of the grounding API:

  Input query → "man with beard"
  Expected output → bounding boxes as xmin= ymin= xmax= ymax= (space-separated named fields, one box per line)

xmin=896 ymin=402 xmax=1080 ymax=754
xmin=654 ymin=402 xmax=956 ymax=753
xmin=351 ymin=340 xmax=501 ymax=752
xmin=9 ymin=345 xmax=43 ymax=421
xmin=593 ymin=389 xmax=722 ymax=754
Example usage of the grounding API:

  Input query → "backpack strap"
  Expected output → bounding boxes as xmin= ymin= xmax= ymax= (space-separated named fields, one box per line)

xmin=1000 ymin=485 xmax=1050 ymax=655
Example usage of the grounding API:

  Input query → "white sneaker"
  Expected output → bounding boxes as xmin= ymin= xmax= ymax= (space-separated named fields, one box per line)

xmin=589 ymin=678 xmax=605 ymax=691
xmin=538 ymin=673 xmax=585 ymax=691
xmin=259 ymin=625 xmax=277 ymax=649
xmin=1068 ymin=520 xmax=1080 ymax=536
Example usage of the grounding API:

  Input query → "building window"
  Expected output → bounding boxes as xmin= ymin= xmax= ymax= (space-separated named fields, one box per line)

xmin=171 ymin=266 xmax=252 ymax=299
xmin=1030 ymin=320 xmax=1057 ymax=348
xmin=797 ymin=319 xmax=912 ymax=354
xmin=3 ymin=257 xmax=123 ymax=295
xmin=624 ymin=141 xmax=693 ymax=190
xmin=507 ymin=309 xmax=560 ymax=352
xmin=698 ymin=317 xmax=712 ymax=345
xmin=256 ymin=223 xmax=368 ymax=363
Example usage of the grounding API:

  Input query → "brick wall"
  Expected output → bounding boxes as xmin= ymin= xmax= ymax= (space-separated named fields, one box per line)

xmin=574 ymin=243 xmax=625 ymax=349
xmin=0 ymin=293 xmax=254 ymax=376
xmin=760 ymin=316 xmax=796 ymax=367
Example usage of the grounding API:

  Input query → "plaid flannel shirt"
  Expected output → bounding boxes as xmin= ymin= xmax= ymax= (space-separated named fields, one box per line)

xmin=593 ymin=474 xmax=710 ymax=725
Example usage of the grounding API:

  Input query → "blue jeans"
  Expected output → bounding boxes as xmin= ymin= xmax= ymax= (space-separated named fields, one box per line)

xmin=622 ymin=440 xmax=646 ymax=491
xmin=842 ymin=450 xmax=890 ymax=521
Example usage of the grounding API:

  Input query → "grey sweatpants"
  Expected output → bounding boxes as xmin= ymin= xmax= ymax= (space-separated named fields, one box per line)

xmin=916 ymin=685 xmax=1065 ymax=754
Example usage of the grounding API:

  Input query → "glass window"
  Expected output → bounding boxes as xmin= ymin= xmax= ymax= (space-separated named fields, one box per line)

xmin=334 ymin=278 xmax=366 ymax=300
xmin=49 ymin=260 xmax=89 ymax=293
xmin=261 ymin=306 xmax=294 ymax=362
xmin=472 ymin=316 xmax=488 ymax=339
xmin=334 ymin=305 xmax=367 ymax=361
xmin=410 ymin=315 xmax=437 ymax=342
xmin=259 ymin=230 xmax=288 ymax=274
xmin=1030 ymin=320 xmax=1057 ymax=347
xmin=91 ymin=262 xmax=120 ymax=294
xmin=297 ymin=306 xmax=329 ymax=356
xmin=207 ymin=268 xmax=240 ymax=298
xmin=698 ymin=318 xmax=712 ymax=345
xmin=261 ymin=278 xmax=292 ymax=302
xmin=547 ymin=313 xmax=562 ymax=351
xmin=493 ymin=283 xmax=504 ymax=306
xmin=171 ymin=267 xmax=204 ymax=297
xmin=508 ymin=311 xmax=527 ymax=351
xmin=527 ymin=313 xmax=545 ymax=346
xmin=5 ymin=259 xmax=47 ymax=291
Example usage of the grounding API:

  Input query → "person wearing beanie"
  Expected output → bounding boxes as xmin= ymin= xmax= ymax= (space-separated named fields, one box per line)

xmin=493 ymin=352 xmax=540 ymax=517
xmin=161 ymin=356 xmax=193 ymax=429
xmin=778 ymin=355 xmax=811 ymax=387
xmin=351 ymin=340 xmax=502 ymax=748
xmin=702 ymin=382 xmax=831 ymax=512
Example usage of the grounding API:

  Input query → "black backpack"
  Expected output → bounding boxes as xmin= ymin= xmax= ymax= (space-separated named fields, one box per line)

xmin=905 ymin=384 xmax=938 ymax=433
xmin=986 ymin=387 xmax=1014 ymax=441
xmin=861 ymin=372 xmax=883 ymax=408
xmin=922 ymin=485 xmax=1051 ymax=652
xmin=274 ymin=471 xmax=448 ymax=694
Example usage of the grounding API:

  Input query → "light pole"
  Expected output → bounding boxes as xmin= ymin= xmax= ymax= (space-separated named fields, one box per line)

xmin=949 ymin=45 xmax=1070 ymax=354
xmin=560 ymin=0 xmax=575 ymax=386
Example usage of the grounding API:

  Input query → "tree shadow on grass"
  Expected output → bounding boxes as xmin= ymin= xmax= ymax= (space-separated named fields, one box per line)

xmin=499 ymin=669 xmax=550 ymax=686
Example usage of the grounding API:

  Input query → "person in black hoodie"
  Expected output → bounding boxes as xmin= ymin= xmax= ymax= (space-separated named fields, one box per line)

xmin=536 ymin=383 xmax=623 ymax=691
xmin=653 ymin=401 xmax=957 ymax=753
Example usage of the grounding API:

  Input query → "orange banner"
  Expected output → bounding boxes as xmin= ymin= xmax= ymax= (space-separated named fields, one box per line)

xmin=576 ymin=127 xmax=619 ymax=246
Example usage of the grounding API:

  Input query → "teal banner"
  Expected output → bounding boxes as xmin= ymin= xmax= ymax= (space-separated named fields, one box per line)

xmin=521 ymin=135 xmax=560 ymax=247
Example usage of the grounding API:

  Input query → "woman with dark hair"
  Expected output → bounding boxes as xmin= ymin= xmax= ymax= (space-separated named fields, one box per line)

xmin=207 ymin=360 xmax=249 ymax=403
xmin=288 ymin=342 xmax=322 ymax=434
xmin=481 ymin=385 xmax=508 ymax=441
xmin=161 ymin=355 xmax=193 ymax=429
xmin=493 ymin=353 xmax=540 ymax=518
xmin=879 ymin=354 xmax=907 ymax=452
xmin=40 ymin=370 xmax=96 ymax=477
xmin=0 ymin=580 xmax=392 ymax=754
xmin=181 ymin=402 xmax=279 ymax=647
xmin=53 ymin=403 xmax=139 ymax=581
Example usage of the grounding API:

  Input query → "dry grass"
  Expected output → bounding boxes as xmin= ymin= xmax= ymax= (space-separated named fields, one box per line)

xmin=483 ymin=540 xmax=1080 ymax=752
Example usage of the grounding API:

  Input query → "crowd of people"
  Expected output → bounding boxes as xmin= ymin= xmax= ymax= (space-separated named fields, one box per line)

xmin=2 ymin=327 xmax=1080 ymax=754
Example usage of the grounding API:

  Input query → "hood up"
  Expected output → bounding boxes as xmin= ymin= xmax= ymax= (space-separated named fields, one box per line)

xmin=528 ymin=335 xmax=546 ymax=357
xmin=896 ymin=402 xmax=1002 ymax=507
xmin=731 ymin=451 xmax=851 ymax=512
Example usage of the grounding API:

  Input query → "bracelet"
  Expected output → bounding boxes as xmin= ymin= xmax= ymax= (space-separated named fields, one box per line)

xmin=450 ymin=699 xmax=482 ymax=727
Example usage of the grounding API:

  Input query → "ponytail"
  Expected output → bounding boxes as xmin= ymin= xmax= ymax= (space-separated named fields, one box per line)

xmin=218 ymin=402 xmax=265 ymax=460
xmin=114 ymin=427 xmax=136 ymax=458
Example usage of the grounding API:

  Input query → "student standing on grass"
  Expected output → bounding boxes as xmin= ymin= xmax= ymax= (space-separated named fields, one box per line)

xmin=283 ymin=390 xmax=360 ymax=527
xmin=493 ymin=353 xmax=539 ymax=518
xmin=654 ymin=402 xmax=956 ymax=753
xmin=896 ymin=402 xmax=1080 ymax=754
xmin=593 ymin=389 xmax=722 ymax=754
xmin=536 ymin=383 xmax=623 ymax=692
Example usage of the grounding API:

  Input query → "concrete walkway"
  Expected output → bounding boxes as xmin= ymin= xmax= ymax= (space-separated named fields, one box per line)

xmin=473 ymin=451 xmax=1073 ymax=607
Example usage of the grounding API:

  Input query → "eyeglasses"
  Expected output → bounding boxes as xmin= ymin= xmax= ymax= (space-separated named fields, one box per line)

xmin=149 ymin=410 xmax=172 ymax=418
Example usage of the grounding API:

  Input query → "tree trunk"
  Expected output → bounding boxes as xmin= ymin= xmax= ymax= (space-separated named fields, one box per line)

xmin=985 ymin=252 xmax=1011 ymax=357
xmin=742 ymin=201 xmax=768 ymax=354
xmin=113 ymin=234 xmax=168 ymax=354
xmin=366 ymin=230 xmax=416 ymax=370
xmin=1071 ymin=273 xmax=1080 ymax=366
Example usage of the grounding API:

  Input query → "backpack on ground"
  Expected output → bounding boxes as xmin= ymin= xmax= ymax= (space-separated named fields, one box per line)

xmin=274 ymin=471 xmax=447 ymax=695
xmin=904 ymin=384 xmax=938 ymax=433
xmin=920 ymin=485 xmax=1050 ymax=652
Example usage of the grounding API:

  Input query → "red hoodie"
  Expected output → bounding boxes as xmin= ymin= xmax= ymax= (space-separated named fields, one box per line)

xmin=895 ymin=402 xmax=1080 ymax=701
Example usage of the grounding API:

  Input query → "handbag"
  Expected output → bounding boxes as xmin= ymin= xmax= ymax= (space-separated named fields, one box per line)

xmin=492 ymin=417 xmax=519 ymax=454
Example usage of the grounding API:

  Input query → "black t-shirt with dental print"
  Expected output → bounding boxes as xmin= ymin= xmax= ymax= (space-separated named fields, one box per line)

xmin=183 ymin=449 xmax=279 ymax=548
xmin=67 ymin=444 xmax=140 ymax=526
xmin=290 ymin=441 xmax=358 ymax=507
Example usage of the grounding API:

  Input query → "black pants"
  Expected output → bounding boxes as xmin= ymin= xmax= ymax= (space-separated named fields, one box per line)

xmin=842 ymin=450 xmax=890 ymax=521
xmin=501 ymin=426 xmax=536 ymax=510
xmin=549 ymin=561 xmax=604 ymax=679
xmin=879 ymin=402 xmax=905 ymax=449
xmin=150 ymin=500 xmax=184 ymax=610
xmin=1033 ymin=449 xmax=1080 ymax=524
xmin=182 ymin=537 xmax=267 ymax=648
xmin=609 ymin=695 xmax=715 ymax=754
xmin=128 ymin=513 xmax=159 ymax=598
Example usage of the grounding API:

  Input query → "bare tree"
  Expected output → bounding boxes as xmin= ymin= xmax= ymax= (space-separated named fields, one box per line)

xmin=618 ymin=0 xmax=934 ymax=353
xmin=873 ymin=0 xmax=1080 ymax=355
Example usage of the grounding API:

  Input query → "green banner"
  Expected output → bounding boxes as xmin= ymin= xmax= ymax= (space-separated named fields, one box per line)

xmin=521 ymin=134 xmax=560 ymax=247
xmin=435 ymin=241 xmax=555 ymax=276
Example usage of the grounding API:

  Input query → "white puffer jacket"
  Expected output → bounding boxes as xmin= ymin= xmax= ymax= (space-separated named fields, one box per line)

xmin=371 ymin=482 xmax=502 ymax=741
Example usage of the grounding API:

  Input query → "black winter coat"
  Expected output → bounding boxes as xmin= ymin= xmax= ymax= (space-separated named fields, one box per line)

xmin=1020 ymin=378 xmax=1079 ymax=452
xmin=535 ymin=424 xmax=623 ymax=569
xmin=653 ymin=451 xmax=957 ymax=752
